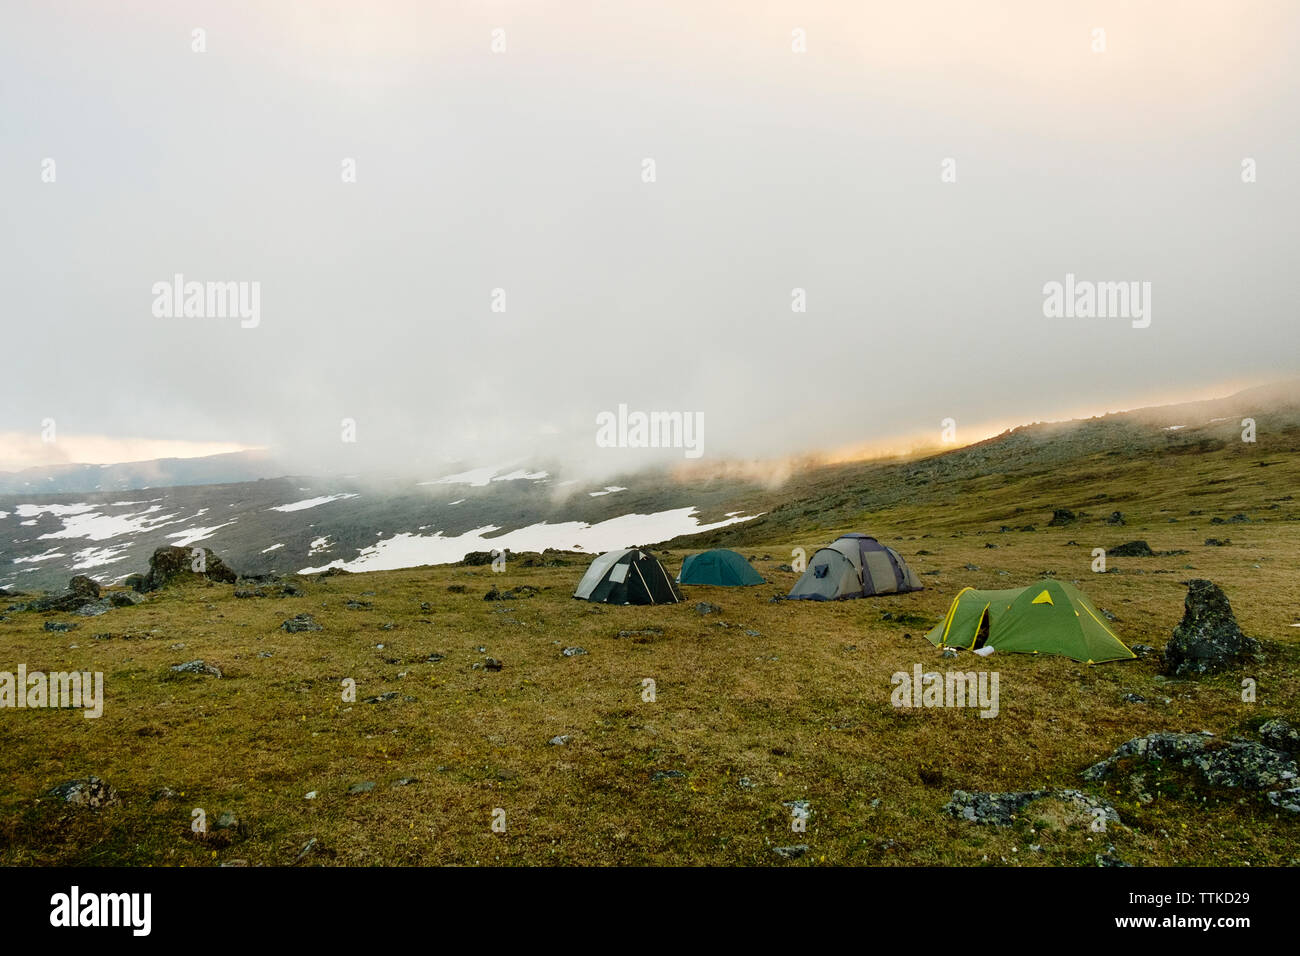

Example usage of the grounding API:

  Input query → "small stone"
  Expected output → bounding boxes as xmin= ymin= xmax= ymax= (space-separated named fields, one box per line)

xmin=295 ymin=838 xmax=319 ymax=863
xmin=348 ymin=782 xmax=376 ymax=795
xmin=651 ymin=770 xmax=685 ymax=782
xmin=170 ymin=659 xmax=223 ymax=677
xmin=561 ymin=646 xmax=587 ymax=657
xmin=49 ymin=776 xmax=121 ymax=810
xmin=773 ymin=844 xmax=810 ymax=860
xmin=171 ymin=659 xmax=222 ymax=678
xmin=548 ymin=735 xmax=571 ymax=746
xmin=282 ymin=613 xmax=322 ymax=633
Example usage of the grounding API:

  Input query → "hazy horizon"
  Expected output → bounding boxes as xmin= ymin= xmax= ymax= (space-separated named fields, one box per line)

xmin=4 ymin=1 xmax=1298 ymax=478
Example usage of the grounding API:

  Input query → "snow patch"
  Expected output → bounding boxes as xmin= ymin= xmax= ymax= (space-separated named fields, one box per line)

xmin=300 ymin=508 xmax=761 ymax=575
xmin=269 ymin=493 xmax=360 ymax=513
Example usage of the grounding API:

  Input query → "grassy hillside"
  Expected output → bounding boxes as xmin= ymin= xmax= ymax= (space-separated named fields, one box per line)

xmin=2 ymin=408 xmax=1298 ymax=866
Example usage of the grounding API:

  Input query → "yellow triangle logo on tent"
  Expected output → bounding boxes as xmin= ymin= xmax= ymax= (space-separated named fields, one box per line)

xmin=1031 ymin=589 xmax=1054 ymax=605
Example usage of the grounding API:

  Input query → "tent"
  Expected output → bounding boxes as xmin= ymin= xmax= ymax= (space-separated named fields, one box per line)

xmin=924 ymin=579 xmax=1135 ymax=663
xmin=787 ymin=534 xmax=923 ymax=600
xmin=677 ymin=549 xmax=765 ymax=587
xmin=573 ymin=548 xmax=683 ymax=605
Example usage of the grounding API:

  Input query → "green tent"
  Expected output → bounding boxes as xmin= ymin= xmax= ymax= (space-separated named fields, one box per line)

xmin=677 ymin=549 xmax=764 ymax=587
xmin=925 ymin=579 xmax=1135 ymax=664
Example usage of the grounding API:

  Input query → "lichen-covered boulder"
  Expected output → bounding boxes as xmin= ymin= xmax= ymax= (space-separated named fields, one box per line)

xmin=132 ymin=546 xmax=238 ymax=592
xmin=1163 ymin=580 xmax=1259 ymax=676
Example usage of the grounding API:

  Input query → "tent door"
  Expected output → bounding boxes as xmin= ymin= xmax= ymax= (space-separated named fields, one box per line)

xmin=970 ymin=605 xmax=992 ymax=650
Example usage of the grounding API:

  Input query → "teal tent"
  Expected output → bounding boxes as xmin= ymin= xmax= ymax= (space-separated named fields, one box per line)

xmin=677 ymin=549 xmax=764 ymax=586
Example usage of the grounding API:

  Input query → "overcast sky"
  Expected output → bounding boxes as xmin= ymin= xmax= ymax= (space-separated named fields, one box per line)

xmin=2 ymin=1 xmax=1297 ymax=477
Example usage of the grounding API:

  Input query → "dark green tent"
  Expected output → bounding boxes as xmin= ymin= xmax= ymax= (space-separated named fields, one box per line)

xmin=677 ymin=549 xmax=764 ymax=586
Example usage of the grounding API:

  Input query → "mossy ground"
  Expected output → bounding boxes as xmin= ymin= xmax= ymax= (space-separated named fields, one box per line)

xmin=1 ymin=444 xmax=1298 ymax=866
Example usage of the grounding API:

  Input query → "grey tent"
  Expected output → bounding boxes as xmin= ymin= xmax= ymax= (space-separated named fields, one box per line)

xmin=573 ymin=548 xmax=683 ymax=605
xmin=787 ymin=534 xmax=923 ymax=600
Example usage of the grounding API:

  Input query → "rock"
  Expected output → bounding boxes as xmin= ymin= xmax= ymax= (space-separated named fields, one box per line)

xmin=305 ymin=791 xmax=318 ymax=800
xmin=944 ymin=788 xmax=1119 ymax=827
xmin=483 ymin=657 xmax=503 ymax=671
xmin=1096 ymin=851 xmax=1131 ymax=867
xmin=1082 ymin=731 xmax=1297 ymax=790
xmin=1259 ymin=719 xmax=1300 ymax=754
xmin=282 ymin=613 xmax=322 ymax=633
xmin=132 ymin=546 xmax=238 ymax=592
xmin=561 ymin=646 xmax=587 ymax=657
xmin=1122 ymin=693 xmax=1147 ymax=703
xmin=1106 ymin=511 xmax=1126 ymax=525
xmin=548 ymin=735 xmax=571 ymax=746
xmin=782 ymin=799 xmax=812 ymax=820
xmin=695 ymin=602 xmax=722 ymax=616
xmin=460 ymin=551 xmax=499 ymax=566
xmin=1163 ymin=580 xmax=1260 ymax=676
xmin=49 ymin=776 xmax=121 ymax=809
xmin=773 ymin=845 xmax=810 ymax=860
xmin=1047 ymin=509 xmax=1076 ymax=526
xmin=74 ymin=601 xmax=111 ymax=617
xmin=23 ymin=591 xmax=86 ymax=613
xmin=295 ymin=837 xmax=319 ymax=863
xmin=738 ymin=777 xmax=756 ymax=789
xmin=363 ymin=691 xmax=399 ymax=703
xmin=348 ymin=782 xmax=376 ymax=795
xmin=68 ymin=575 xmax=101 ymax=599
xmin=214 ymin=812 xmax=241 ymax=831
xmin=1268 ymin=789 xmax=1300 ymax=813
xmin=1081 ymin=731 xmax=1212 ymax=780
xmin=1109 ymin=540 xmax=1155 ymax=557
xmin=1204 ymin=538 xmax=1231 ymax=547
xmin=317 ymin=567 xmax=351 ymax=579
xmin=107 ymin=591 xmax=143 ymax=607
xmin=483 ymin=587 xmax=501 ymax=601
xmin=171 ymin=660 xmax=222 ymax=678
xmin=392 ymin=777 xmax=418 ymax=787
xmin=942 ymin=648 xmax=958 ymax=659
xmin=43 ymin=621 xmax=76 ymax=632
xmin=1193 ymin=741 xmax=1298 ymax=789
xmin=1130 ymin=643 xmax=1156 ymax=659
xmin=777 ymin=564 xmax=794 ymax=572
xmin=651 ymin=770 xmax=685 ymax=782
